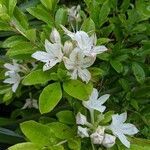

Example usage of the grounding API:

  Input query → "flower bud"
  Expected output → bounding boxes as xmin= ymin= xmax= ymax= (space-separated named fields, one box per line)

xmin=50 ymin=28 xmax=61 ymax=44
xmin=76 ymin=112 xmax=87 ymax=125
xmin=77 ymin=126 xmax=89 ymax=138
xmin=102 ymin=134 xmax=116 ymax=148
xmin=63 ymin=41 xmax=73 ymax=56
xmin=90 ymin=126 xmax=105 ymax=144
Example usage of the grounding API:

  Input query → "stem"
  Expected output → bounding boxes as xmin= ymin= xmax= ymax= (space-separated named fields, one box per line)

xmin=91 ymin=141 xmax=96 ymax=150
xmin=90 ymin=110 xmax=95 ymax=124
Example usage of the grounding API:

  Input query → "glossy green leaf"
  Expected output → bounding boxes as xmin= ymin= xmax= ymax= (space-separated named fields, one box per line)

xmin=39 ymin=82 xmax=62 ymax=114
xmin=22 ymin=69 xmax=52 ymax=85
xmin=20 ymin=121 xmax=56 ymax=146
xmin=132 ymin=62 xmax=145 ymax=84
xmin=63 ymin=80 xmax=93 ymax=101
xmin=110 ymin=60 xmax=123 ymax=73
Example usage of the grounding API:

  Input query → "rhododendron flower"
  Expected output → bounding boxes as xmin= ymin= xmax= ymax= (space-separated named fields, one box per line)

xmin=32 ymin=39 xmax=63 ymax=71
xmin=109 ymin=112 xmax=139 ymax=148
xmin=61 ymin=25 xmax=107 ymax=57
xmin=83 ymin=88 xmax=110 ymax=112
xmin=63 ymin=48 xmax=95 ymax=83
xmin=3 ymin=72 xmax=21 ymax=92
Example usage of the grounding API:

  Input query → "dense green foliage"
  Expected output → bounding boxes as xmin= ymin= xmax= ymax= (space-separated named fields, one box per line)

xmin=0 ymin=0 xmax=149 ymax=150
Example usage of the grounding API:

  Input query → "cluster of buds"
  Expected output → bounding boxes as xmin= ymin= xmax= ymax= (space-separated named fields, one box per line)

xmin=76 ymin=112 xmax=116 ymax=148
xmin=75 ymin=88 xmax=139 ymax=149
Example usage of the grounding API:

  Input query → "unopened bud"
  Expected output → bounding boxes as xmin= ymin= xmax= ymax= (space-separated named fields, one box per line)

xmin=50 ymin=28 xmax=61 ymax=44
xmin=77 ymin=126 xmax=89 ymax=138
xmin=90 ymin=126 xmax=105 ymax=144
xmin=63 ymin=41 xmax=73 ymax=56
xmin=102 ymin=134 xmax=116 ymax=148
xmin=76 ymin=112 xmax=87 ymax=125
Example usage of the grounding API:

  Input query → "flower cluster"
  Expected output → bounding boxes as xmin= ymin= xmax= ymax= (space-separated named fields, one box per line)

xmin=32 ymin=26 xmax=107 ymax=83
xmin=3 ymin=60 xmax=21 ymax=92
xmin=76 ymin=88 xmax=139 ymax=148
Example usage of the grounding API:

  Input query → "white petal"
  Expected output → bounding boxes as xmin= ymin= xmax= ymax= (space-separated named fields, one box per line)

xmin=78 ymin=69 xmax=91 ymax=83
xmin=4 ymin=63 xmax=16 ymax=71
xmin=43 ymin=59 xmax=59 ymax=71
xmin=3 ymin=78 xmax=15 ymax=84
xmin=93 ymin=45 xmax=107 ymax=54
xmin=98 ymin=94 xmax=110 ymax=105
xmin=12 ymin=82 xmax=19 ymax=92
xmin=45 ymin=40 xmax=63 ymax=59
xmin=90 ymin=34 xmax=97 ymax=45
xmin=32 ymin=51 xmax=51 ymax=62
xmin=116 ymin=132 xmax=130 ymax=148
xmin=75 ymin=31 xmax=91 ymax=50
xmin=60 ymin=25 xmax=75 ymax=39
xmin=70 ymin=69 xmax=78 ymax=80
xmin=122 ymin=123 xmax=139 ymax=135
xmin=112 ymin=112 xmax=127 ymax=125
xmin=81 ymin=56 xmax=96 ymax=68
xmin=89 ymin=88 xmax=99 ymax=101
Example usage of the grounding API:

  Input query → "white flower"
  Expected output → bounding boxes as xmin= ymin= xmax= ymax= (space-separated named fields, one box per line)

xmin=90 ymin=126 xmax=105 ymax=144
xmin=4 ymin=60 xmax=20 ymax=76
xmin=83 ymin=88 xmax=110 ymax=113
xmin=68 ymin=5 xmax=81 ymax=22
xmin=102 ymin=134 xmax=116 ymax=148
xmin=32 ymin=39 xmax=63 ymax=71
xmin=109 ymin=112 xmax=139 ymax=148
xmin=3 ymin=72 xmax=21 ymax=92
xmin=22 ymin=98 xmax=38 ymax=109
xmin=61 ymin=25 xmax=107 ymax=57
xmin=76 ymin=112 xmax=87 ymax=125
xmin=50 ymin=28 xmax=61 ymax=44
xmin=77 ymin=126 xmax=89 ymax=138
xmin=63 ymin=41 xmax=73 ymax=56
xmin=63 ymin=48 xmax=95 ymax=83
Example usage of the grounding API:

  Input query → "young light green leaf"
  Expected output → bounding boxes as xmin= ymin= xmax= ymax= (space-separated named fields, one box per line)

xmin=20 ymin=121 xmax=56 ymax=146
xmin=25 ymin=29 xmax=36 ymax=42
xmin=8 ymin=142 xmax=42 ymax=150
xmin=55 ymin=8 xmax=68 ymax=25
xmin=39 ymin=82 xmax=62 ymax=114
xmin=22 ymin=69 xmax=52 ymax=85
xmin=68 ymin=137 xmax=81 ymax=150
xmin=63 ymin=80 xmax=93 ymax=101
xmin=27 ymin=6 xmax=53 ymax=26
xmin=8 ymin=0 xmax=17 ymax=16
xmin=132 ymin=62 xmax=145 ymax=84
xmin=81 ymin=18 xmax=95 ymax=34
xmin=56 ymin=110 xmax=75 ymax=125
xmin=47 ymin=122 xmax=75 ymax=139
xmin=40 ymin=0 xmax=54 ymax=10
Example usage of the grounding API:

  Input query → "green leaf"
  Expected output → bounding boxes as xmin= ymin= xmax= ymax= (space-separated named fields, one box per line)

xmin=39 ymin=82 xmax=62 ymax=114
xmin=40 ymin=0 xmax=55 ymax=10
xmin=55 ymin=8 xmax=68 ymax=26
xmin=27 ymin=6 xmax=53 ymax=26
xmin=22 ymin=69 xmax=52 ymax=85
xmin=8 ymin=0 xmax=17 ymax=16
xmin=81 ymin=18 xmax=95 ymax=34
xmin=8 ymin=142 xmax=42 ymax=150
xmin=20 ymin=121 xmax=56 ymax=146
xmin=132 ymin=62 xmax=145 ymax=84
xmin=68 ymin=137 xmax=81 ymax=150
xmin=2 ymin=35 xmax=27 ymax=48
xmin=99 ymin=0 xmax=110 ymax=27
xmin=6 ymin=42 xmax=38 ymax=59
xmin=110 ymin=60 xmax=123 ymax=73
xmin=56 ymin=110 xmax=75 ymax=125
xmin=25 ymin=29 xmax=36 ymax=42
xmin=0 ymin=127 xmax=23 ymax=144
xmin=47 ymin=122 xmax=75 ymax=140
xmin=101 ymin=111 xmax=114 ymax=124
xmin=0 ymin=21 xmax=12 ymax=31
xmin=63 ymin=80 xmax=93 ymax=101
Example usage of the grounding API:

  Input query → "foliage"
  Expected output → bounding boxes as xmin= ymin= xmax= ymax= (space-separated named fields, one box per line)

xmin=0 ymin=0 xmax=149 ymax=150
